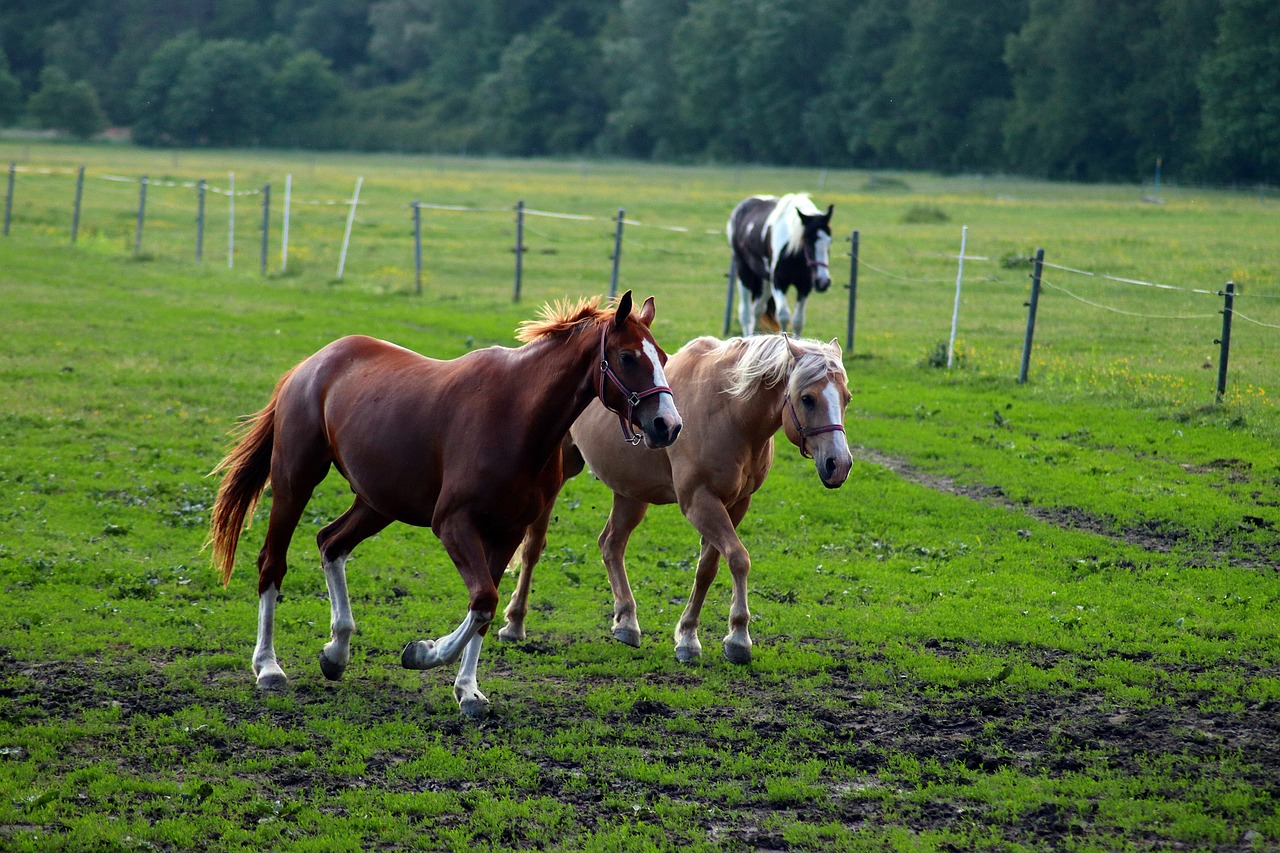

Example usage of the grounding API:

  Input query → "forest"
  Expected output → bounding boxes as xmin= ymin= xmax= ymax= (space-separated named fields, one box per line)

xmin=0 ymin=0 xmax=1276 ymax=183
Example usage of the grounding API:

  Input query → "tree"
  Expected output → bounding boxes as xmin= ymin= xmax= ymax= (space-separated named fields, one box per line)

xmin=368 ymin=0 xmax=436 ymax=81
xmin=669 ymin=0 xmax=751 ymax=160
xmin=1199 ymin=0 xmax=1280 ymax=181
xmin=131 ymin=32 xmax=201 ymax=146
xmin=273 ymin=49 xmax=344 ymax=123
xmin=163 ymin=39 xmax=273 ymax=146
xmin=599 ymin=0 xmax=687 ymax=158
xmin=28 ymin=66 xmax=107 ymax=138
xmin=0 ymin=50 xmax=21 ymax=126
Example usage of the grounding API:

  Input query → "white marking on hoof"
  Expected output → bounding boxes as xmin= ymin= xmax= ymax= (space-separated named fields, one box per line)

xmin=318 ymin=648 xmax=347 ymax=681
xmin=458 ymin=695 xmax=491 ymax=719
xmin=401 ymin=639 xmax=442 ymax=670
xmin=612 ymin=626 xmax=642 ymax=648
xmin=496 ymin=622 xmax=525 ymax=643
xmin=255 ymin=665 xmax=288 ymax=690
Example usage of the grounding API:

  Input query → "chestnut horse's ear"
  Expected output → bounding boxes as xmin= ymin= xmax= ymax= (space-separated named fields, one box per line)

xmin=637 ymin=296 xmax=656 ymax=327
xmin=784 ymin=333 xmax=804 ymax=362
xmin=614 ymin=290 xmax=634 ymax=328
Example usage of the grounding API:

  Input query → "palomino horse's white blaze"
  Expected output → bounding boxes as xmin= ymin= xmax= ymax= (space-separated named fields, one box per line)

xmin=253 ymin=585 xmax=287 ymax=688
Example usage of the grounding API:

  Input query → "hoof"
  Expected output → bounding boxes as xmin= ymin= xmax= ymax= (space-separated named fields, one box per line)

xmin=674 ymin=645 xmax=702 ymax=664
xmin=496 ymin=623 xmax=524 ymax=643
xmin=459 ymin=697 xmax=491 ymax=719
xmin=255 ymin=670 xmax=288 ymax=691
xmin=723 ymin=642 xmax=753 ymax=665
xmin=401 ymin=639 xmax=438 ymax=670
xmin=318 ymin=650 xmax=346 ymax=681
xmin=612 ymin=627 xmax=642 ymax=648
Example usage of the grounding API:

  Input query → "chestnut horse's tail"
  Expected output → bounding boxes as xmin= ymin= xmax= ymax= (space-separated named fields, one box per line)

xmin=208 ymin=369 xmax=293 ymax=587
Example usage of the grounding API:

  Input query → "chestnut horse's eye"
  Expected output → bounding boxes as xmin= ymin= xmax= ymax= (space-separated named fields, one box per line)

xmin=619 ymin=351 xmax=637 ymax=369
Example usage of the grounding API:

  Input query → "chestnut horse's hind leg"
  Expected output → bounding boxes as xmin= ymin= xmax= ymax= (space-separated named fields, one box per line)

xmin=315 ymin=498 xmax=392 ymax=681
xmin=597 ymin=494 xmax=651 ymax=647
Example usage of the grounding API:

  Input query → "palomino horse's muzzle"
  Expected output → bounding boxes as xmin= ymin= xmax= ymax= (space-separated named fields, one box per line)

xmin=595 ymin=326 xmax=681 ymax=448
xmin=784 ymin=395 xmax=851 ymax=488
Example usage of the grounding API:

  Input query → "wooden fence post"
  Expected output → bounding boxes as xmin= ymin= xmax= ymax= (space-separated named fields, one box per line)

xmin=845 ymin=229 xmax=859 ymax=353
xmin=196 ymin=179 xmax=206 ymax=261
xmin=71 ymin=165 xmax=84 ymax=244
xmin=4 ymin=162 xmax=15 ymax=236
xmin=133 ymin=176 xmax=148 ymax=257
xmin=1018 ymin=248 xmax=1045 ymax=384
xmin=412 ymin=201 xmax=422 ymax=295
xmin=722 ymin=256 xmax=736 ymax=336
xmin=609 ymin=208 xmax=625 ymax=298
xmin=1215 ymin=281 xmax=1235 ymax=404
xmin=513 ymin=199 xmax=525 ymax=302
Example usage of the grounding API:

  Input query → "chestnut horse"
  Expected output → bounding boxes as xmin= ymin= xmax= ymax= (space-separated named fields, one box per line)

xmin=208 ymin=292 xmax=681 ymax=716
xmin=499 ymin=333 xmax=851 ymax=663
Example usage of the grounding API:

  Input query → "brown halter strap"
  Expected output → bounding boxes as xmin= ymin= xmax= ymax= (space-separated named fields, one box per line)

xmin=595 ymin=324 xmax=672 ymax=446
xmin=783 ymin=393 xmax=845 ymax=459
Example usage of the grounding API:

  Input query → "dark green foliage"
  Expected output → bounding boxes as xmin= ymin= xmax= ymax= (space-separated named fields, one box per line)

xmin=0 ymin=0 xmax=1277 ymax=182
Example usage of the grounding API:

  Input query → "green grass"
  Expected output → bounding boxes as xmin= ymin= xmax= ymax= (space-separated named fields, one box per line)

xmin=1 ymin=143 xmax=1279 ymax=850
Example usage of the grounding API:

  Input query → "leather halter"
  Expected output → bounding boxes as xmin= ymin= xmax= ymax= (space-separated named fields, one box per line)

xmin=803 ymin=242 xmax=830 ymax=279
xmin=784 ymin=392 xmax=845 ymax=459
xmin=595 ymin=324 xmax=672 ymax=446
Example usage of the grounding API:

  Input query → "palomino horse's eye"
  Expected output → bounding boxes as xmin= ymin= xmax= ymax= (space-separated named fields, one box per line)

xmin=801 ymin=394 xmax=815 ymax=408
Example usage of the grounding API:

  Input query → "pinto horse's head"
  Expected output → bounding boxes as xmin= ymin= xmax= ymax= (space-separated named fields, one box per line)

xmin=780 ymin=335 xmax=852 ymax=488
xmin=597 ymin=291 xmax=682 ymax=449
xmin=797 ymin=204 xmax=834 ymax=293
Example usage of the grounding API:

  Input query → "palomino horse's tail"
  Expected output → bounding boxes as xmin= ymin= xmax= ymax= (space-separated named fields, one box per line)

xmin=208 ymin=369 xmax=292 ymax=587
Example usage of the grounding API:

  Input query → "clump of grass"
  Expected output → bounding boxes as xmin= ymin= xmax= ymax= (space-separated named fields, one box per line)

xmin=920 ymin=339 xmax=967 ymax=368
xmin=863 ymin=174 xmax=911 ymax=192
xmin=901 ymin=205 xmax=949 ymax=224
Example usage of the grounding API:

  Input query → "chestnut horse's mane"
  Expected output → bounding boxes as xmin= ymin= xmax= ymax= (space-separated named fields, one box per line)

xmin=515 ymin=296 xmax=613 ymax=343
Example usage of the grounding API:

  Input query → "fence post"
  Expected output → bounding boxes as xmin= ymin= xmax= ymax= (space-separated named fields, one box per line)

xmin=71 ymin=165 xmax=84 ymax=244
xmin=609 ymin=207 xmax=625 ymax=298
xmin=228 ymin=172 xmax=235 ymax=269
xmin=722 ymin=256 xmax=736 ymax=336
xmin=133 ymin=176 xmax=148 ymax=257
xmin=1215 ymin=281 xmax=1235 ymax=404
xmin=196 ymin=179 xmax=206 ymax=261
xmin=1018 ymin=248 xmax=1045 ymax=384
xmin=845 ymin=229 xmax=859 ymax=353
xmin=336 ymin=176 xmax=362 ymax=281
xmin=946 ymin=226 xmax=968 ymax=368
xmin=513 ymin=199 xmax=525 ymax=302
xmin=4 ymin=162 xmax=14 ymax=236
xmin=412 ymin=201 xmax=423 ymax=295
xmin=281 ymin=173 xmax=291 ymax=272
xmin=259 ymin=182 xmax=270 ymax=275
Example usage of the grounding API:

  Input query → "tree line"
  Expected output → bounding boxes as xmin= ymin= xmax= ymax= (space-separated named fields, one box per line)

xmin=0 ymin=0 xmax=1276 ymax=183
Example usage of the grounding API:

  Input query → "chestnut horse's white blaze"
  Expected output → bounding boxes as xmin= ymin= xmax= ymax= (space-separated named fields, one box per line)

xmin=209 ymin=292 xmax=681 ymax=717
xmin=500 ymin=333 xmax=852 ymax=664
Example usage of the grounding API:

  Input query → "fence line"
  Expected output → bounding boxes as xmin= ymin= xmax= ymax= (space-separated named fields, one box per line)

xmin=1039 ymin=278 xmax=1220 ymax=320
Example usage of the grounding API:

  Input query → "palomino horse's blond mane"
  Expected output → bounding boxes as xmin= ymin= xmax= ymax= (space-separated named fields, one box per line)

xmin=680 ymin=334 xmax=846 ymax=400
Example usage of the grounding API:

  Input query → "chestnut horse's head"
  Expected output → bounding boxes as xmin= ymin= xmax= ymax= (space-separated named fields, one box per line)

xmin=780 ymin=335 xmax=852 ymax=488
xmin=597 ymin=291 xmax=682 ymax=449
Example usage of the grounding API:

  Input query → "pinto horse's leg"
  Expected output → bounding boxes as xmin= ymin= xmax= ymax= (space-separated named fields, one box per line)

xmin=771 ymin=285 xmax=793 ymax=334
xmin=673 ymin=493 xmax=754 ymax=664
xmin=737 ymin=283 xmax=758 ymax=337
xmin=315 ymin=498 xmax=392 ymax=680
xmin=791 ymin=294 xmax=809 ymax=337
xmin=597 ymin=494 xmax=650 ymax=647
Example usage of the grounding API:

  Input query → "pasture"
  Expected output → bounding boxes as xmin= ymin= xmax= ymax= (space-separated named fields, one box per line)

xmin=1 ymin=143 xmax=1279 ymax=850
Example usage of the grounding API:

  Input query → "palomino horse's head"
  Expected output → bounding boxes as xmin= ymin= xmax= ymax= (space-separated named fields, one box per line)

xmin=597 ymin=291 xmax=682 ymax=449
xmin=797 ymin=204 xmax=834 ymax=293
xmin=780 ymin=335 xmax=852 ymax=488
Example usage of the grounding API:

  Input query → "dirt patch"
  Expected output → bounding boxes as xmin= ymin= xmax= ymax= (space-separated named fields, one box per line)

xmin=3 ymin=649 xmax=1279 ymax=849
xmin=853 ymin=446 xmax=1280 ymax=570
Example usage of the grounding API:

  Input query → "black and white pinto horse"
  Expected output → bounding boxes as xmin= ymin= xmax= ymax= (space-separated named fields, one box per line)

xmin=727 ymin=193 xmax=834 ymax=336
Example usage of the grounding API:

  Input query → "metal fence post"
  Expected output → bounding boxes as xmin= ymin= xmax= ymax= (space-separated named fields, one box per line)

xmin=722 ymin=256 xmax=736 ymax=336
xmin=1215 ymin=281 xmax=1235 ymax=404
xmin=1018 ymin=248 xmax=1045 ymax=384
xmin=412 ymin=201 xmax=423 ymax=295
xmin=196 ymin=179 xmax=206 ymax=261
xmin=609 ymin=207 xmax=625 ymax=298
xmin=259 ymin=182 xmax=270 ymax=275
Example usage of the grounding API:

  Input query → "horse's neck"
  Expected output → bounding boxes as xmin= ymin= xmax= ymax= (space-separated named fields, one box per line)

xmin=727 ymin=361 xmax=788 ymax=446
xmin=507 ymin=333 xmax=598 ymax=459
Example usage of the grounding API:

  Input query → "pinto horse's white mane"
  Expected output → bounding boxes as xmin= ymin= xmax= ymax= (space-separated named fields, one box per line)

xmin=762 ymin=193 xmax=823 ymax=259
xmin=684 ymin=334 xmax=846 ymax=400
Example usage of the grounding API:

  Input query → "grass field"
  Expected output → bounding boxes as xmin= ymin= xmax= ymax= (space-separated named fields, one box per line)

xmin=2 ymin=142 xmax=1279 ymax=850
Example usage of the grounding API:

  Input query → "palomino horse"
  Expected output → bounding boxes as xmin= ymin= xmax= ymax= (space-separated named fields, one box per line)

xmin=728 ymin=193 xmax=834 ymax=336
xmin=499 ymin=333 xmax=852 ymax=663
xmin=208 ymin=292 xmax=682 ymax=716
